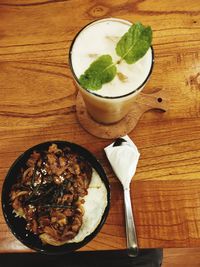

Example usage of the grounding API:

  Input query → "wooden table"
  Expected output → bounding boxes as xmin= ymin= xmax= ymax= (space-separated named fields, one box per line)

xmin=0 ymin=0 xmax=200 ymax=253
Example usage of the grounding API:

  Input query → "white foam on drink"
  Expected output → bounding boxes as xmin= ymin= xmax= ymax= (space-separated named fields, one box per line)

xmin=71 ymin=18 xmax=153 ymax=97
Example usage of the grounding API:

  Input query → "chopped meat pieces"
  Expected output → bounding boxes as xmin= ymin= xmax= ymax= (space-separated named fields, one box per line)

xmin=10 ymin=144 xmax=92 ymax=245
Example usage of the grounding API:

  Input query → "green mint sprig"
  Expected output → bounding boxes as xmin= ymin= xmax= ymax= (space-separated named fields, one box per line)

xmin=79 ymin=55 xmax=117 ymax=91
xmin=116 ymin=22 xmax=152 ymax=64
xmin=79 ymin=22 xmax=152 ymax=90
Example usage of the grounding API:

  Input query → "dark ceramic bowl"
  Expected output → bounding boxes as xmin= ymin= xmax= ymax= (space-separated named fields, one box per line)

xmin=1 ymin=141 xmax=110 ymax=254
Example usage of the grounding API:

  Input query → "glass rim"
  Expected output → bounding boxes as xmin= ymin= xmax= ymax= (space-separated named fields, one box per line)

xmin=69 ymin=17 xmax=154 ymax=100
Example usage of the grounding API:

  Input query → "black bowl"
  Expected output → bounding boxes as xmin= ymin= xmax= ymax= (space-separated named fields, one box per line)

xmin=1 ymin=141 xmax=110 ymax=254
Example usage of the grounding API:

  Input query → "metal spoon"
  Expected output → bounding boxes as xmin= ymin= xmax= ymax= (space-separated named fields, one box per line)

xmin=123 ymin=183 xmax=138 ymax=257
xmin=113 ymin=138 xmax=138 ymax=257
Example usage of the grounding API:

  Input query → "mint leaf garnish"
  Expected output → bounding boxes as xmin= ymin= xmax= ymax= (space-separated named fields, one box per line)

xmin=78 ymin=22 xmax=152 ymax=90
xmin=116 ymin=22 xmax=152 ymax=64
xmin=79 ymin=55 xmax=117 ymax=90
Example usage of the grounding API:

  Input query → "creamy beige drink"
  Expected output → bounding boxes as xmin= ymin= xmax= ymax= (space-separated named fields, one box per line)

xmin=69 ymin=18 xmax=153 ymax=124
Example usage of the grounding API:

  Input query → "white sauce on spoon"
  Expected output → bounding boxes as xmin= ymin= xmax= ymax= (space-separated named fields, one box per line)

xmin=104 ymin=135 xmax=140 ymax=188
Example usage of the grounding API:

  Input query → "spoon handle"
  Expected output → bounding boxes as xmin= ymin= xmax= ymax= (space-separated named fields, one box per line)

xmin=123 ymin=187 xmax=138 ymax=257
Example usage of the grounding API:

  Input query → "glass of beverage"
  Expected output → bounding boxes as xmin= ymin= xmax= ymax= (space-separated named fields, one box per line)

xmin=69 ymin=18 xmax=154 ymax=124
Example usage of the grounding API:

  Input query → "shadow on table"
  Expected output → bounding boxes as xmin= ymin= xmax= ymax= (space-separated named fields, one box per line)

xmin=0 ymin=249 xmax=163 ymax=267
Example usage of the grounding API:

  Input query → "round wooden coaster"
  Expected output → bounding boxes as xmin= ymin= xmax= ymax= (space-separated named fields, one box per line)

xmin=76 ymin=91 xmax=168 ymax=139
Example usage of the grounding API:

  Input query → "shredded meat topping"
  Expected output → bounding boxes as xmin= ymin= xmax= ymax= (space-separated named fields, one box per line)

xmin=10 ymin=144 xmax=92 ymax=244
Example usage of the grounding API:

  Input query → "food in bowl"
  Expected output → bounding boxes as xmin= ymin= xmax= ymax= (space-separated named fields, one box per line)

xmin=10 ymin=143 xmax=107 ymax=246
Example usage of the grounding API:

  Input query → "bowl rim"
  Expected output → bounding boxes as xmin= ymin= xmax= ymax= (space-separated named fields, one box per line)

xmin=1 ymin=140 xmax=110 ymax=255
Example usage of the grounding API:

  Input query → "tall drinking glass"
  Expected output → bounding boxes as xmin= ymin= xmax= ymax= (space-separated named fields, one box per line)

xmin=69 ymin=18 xmax=154 ymax=124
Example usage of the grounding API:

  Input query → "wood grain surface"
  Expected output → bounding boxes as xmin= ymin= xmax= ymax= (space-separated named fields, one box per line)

xmin=0 ymin=0 xmax=200 ymax=253
xmin=163 ymin=248 xmax=200 ymax=267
